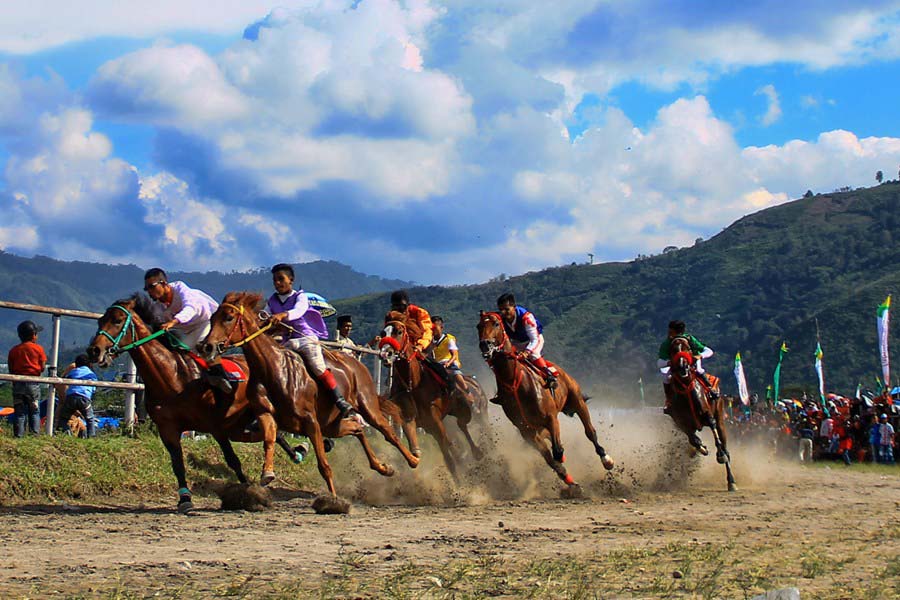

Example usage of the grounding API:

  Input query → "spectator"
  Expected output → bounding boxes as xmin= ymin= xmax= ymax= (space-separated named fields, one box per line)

xmin=335 ymin=315 xmax=356 ymax=356
xmin=58 ymin=354 xmax=98 ymax=438
xmin=870 ymin=418 xmax=881 ymax=463
xmin=7 ymin=320 xmax=47 ymax=437
xmin=797 ymin=418 xmax=815 ymax=462
xmin=878 ymin=413 xmax=895 ymax=464
xmin=837 ymin=418 xmax=853 ymax=466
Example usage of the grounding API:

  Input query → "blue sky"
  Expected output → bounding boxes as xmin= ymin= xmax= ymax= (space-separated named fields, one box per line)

xmin=1 ymin=1 xmax=899 ymax=284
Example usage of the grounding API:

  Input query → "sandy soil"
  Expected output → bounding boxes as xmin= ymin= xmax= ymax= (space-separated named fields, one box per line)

xmin=1 ymin=411 xmax=898 ymax=599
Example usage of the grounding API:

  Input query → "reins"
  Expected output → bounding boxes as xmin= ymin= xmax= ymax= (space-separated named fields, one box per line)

xmin=219 ymin=302 xmax=275 ymax=348
xmin=96 ymin=305 xmax=169 ymax=356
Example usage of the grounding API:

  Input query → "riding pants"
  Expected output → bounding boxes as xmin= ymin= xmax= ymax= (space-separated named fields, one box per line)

xmin=285 ymin=335 xmax=328 ymax=377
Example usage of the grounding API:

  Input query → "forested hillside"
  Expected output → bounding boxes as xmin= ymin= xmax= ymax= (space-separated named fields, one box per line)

xmin=334 ymin=183 xmax=900 ymax=401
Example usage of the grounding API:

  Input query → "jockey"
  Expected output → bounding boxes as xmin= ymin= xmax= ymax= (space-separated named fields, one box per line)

xmin=388 ymin=290 xmax=456 ymax=392
xmin=143 ymin=268 xmax=233 ymax=393
xmin=430 ymin=316 xmax=472 ymax=405
xmin=657 ymin=319 xmax=718 ymax=415
xmin=267 ymin=263 xmax=362 ymax=424
xmin=496 ymin=293 xmax=559 ymax=389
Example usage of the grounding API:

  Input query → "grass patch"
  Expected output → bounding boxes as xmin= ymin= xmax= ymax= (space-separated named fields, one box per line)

xmin=0 ymin=425 xmax=319 ymax=504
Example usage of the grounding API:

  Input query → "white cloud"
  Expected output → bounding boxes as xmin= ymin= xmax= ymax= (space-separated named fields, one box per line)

xmin=0 ymin=1 xmax=298 ymax=53
xmin=755 ymin=84 xmax=782 ymax=126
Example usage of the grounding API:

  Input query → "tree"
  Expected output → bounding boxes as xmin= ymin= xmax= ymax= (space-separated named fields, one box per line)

xmin=662 ymin=246 xmax=678 ymax=254
xmin=803 ymin=190 xmax=814 ymax=198
xmin=876 ymin=170 xmax=884 ymax=183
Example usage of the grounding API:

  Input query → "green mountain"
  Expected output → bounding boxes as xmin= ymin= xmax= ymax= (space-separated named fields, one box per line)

xmin=333 ymin=183 xmax=900 ymax=401
xmin=0 ymin=255 xmax=411 ymax=360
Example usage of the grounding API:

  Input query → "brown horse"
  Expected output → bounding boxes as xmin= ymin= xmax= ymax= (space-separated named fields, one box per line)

xmin=199 ymin=292 xmax=420 ymax=497
xmin=477 ymin=311 xmax=615 ymax=494
xmin=378 ymin=311 xmax=483 ymax=480
xmin=667 ymin=336 xmax=737 ymax=491
xmin=87 ymin=296 xmax=281 ymax=513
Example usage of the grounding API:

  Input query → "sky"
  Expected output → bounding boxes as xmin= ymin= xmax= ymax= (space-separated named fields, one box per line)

xmin=1 ymin=1 xmax=900 ymax=285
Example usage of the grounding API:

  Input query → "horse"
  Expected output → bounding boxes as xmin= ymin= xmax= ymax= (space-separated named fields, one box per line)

xmin=199 ymin=292 xmax=420 ymax=497
xmin=87 ymin=296 xmax=293 ymax=513
xmin=477 ymin=311 xmax=615 ymax=494
xmin=461 ymin=375 xmax=490 ymax=425
xmin=666 ymin=336 xmax=737 ymax=491
xmin=378 ymin=311 xmax=484 ymax=480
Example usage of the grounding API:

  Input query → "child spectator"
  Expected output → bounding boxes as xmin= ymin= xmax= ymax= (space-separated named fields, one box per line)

xmin=58 ymin=354 xmax=99 ymax=438
xmin=878 ymin=414 xmax=895 ymax=464
xmin=7 ymin=320 xmax=47 ymax=437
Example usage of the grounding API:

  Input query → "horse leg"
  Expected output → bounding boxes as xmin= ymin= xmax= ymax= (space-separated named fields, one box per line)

xmin=401 ymin=419 xmax=422 ymax=458
xmin=254 ymin=413 xmax=278 ymax=486
xmin=360 ymin=397 xmax=420 ymax=468
xmin=457 ymin=418 xmax=484 ymax=461
xmin=213 ymin=434 xmax=248 ymax=485
xmin=353 ymin=430 xmax=395 ymax=477
xmin=709 ymin=406 xmax=738 ymax=492
xmin=570 ymin=395 xmax=615 ymax=470
xmin=688 ymin=432 xmax=709 ymax=456
xmin=522 ymin=429 xmax=578 ymax=491
xmin=275 ymin=433 xmax=305 ymax=464
xmin=159 ymin=426 xmax=194 ymax=514
xmin=305 ymin=418 xmax=337 ymax=496
xmin=427 ymin=405 xmax=460 ymax=482
xmin=547 ymin=415 xmax=566 ymax=463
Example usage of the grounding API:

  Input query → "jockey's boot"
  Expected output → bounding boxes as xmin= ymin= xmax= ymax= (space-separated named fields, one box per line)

xmin=320 ymin=369 xmax=364 ymax=425
xmin=663 ymin=383 xmax=674 ymax=415
xmin=699 ymin=373 xmax=719 ymax=399
xmin=533 ymin=357 xmax=558 ymax=390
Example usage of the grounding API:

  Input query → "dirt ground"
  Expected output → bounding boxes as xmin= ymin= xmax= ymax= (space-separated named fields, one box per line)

xmin=1 ymin=412 xmax=898 ymax=599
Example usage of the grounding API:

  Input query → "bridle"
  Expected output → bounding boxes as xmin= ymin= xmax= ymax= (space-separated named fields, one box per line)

xmin=210 ymin=302 xmax=275 ymax=355
xmin=477 ymin=312 xmax=515 ymax=361
xmin=378 ymin=320 xmax=419 ymax=393
xmin=95 ymin=304 xmax=167 ymax=357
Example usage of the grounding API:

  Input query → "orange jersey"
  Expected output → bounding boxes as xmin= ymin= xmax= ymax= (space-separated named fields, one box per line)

xmin=406 ymin=304 xmax=433 ymax=351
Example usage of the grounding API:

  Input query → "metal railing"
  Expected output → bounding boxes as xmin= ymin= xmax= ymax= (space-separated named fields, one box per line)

xmin=0 ymin=300 xmax=141 ymax=435
xmin=320 ymin=340 xmax=387 ymax=394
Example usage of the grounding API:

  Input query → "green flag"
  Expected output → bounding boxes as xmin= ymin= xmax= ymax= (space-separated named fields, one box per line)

xmin=773 ymin=341 xmax=788 ymax=403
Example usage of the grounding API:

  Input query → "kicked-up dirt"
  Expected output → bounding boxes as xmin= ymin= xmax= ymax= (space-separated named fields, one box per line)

xmin=0 ymin=412 xmax=897 ymax=598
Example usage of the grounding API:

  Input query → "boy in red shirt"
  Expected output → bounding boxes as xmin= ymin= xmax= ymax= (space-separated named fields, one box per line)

xmin=8 ymin=320 xmax=47 ymax=436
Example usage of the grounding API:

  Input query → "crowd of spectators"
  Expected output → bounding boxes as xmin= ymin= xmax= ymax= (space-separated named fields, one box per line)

xmin=725 ymin=392 xmax=897 ymax=465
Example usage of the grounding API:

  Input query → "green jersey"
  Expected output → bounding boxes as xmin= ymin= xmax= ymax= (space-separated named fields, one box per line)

xmin=658 ymin=334 xmax=707 ymax=361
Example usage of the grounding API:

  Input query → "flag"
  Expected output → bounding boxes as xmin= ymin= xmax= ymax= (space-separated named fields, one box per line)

xmin=855 ymin=382 xmax=862 ymax=400
xmin=734 ymin=352 xmax=750 ymax=406
xmin=773 ymin=342 xmax=788 ymax=403
xmin=638 ymin=376 xmax=645 ymax=405
xmin=877 ymin=295 xmax=891 ymax=389
xmin=814 ymin=342 xmax=825 ymax=407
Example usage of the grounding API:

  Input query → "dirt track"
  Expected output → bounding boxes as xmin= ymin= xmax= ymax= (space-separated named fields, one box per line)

xmin=1 ymin=414 xmax=898 ymax=598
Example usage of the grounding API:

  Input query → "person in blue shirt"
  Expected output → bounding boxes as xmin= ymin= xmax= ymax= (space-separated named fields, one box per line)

xmin=58 ymin=354 xmax=99 ymax=437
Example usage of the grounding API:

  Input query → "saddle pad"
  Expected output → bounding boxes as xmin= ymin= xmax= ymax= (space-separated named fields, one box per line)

xmin=188 ymin=353 xmax=248 ymax=382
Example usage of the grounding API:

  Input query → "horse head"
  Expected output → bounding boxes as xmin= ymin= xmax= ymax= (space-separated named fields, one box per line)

xmin=378 ymin=310 xmax=413 ymax=364
xmin=477 ymin=311 xmax=509 ymax=360
xmin=88 ymin=295 xmax=153 ymax=368
xmin=669 ymin=336 xmax=695 ymax=382
xmin=200 ymin=291 xmax=264 ymax=360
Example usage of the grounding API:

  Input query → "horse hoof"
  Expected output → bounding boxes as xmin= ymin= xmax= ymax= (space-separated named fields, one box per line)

xmin=473 ymin=448 xmax=485 ymax=461
xmin=698 ymin=445 xmax=709 ymax=456
xmin=323 ymin=438 xmax=335 ymax=453
xmin=560 ymin=484 xmax=583 ymax=499
xmin=259 ymin=471 xmax=276 ymax=487
xmin=407 ymin=454 xmax=420 ymax=468
xmin=552 ymin=448 xmax=565 ymax=462
xmin=728 ymin=483 xmax=738 ymax=492
xmin=601 ymin=455 xmax=615 ymax=471
xmin=716 ymin=453 xmax=726 ymax=465
xmin=177 ymin=500 xmax=194 ymax=515
xmin=412 ymin=448 xmax=422 ymax=458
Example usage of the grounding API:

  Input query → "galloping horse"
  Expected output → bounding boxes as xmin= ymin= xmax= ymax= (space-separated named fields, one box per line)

xmin=200 ymin=292 xmax=420 ymax=497
xmin=87 ymin=297 xmax=281 ymax=513
xmin=379 ymin=311 xmax=483 ymax=480
xmin=667 ymin=336 xmax=737 ymax=491
xmin=477 ymin=312 xmax=615 ymax=494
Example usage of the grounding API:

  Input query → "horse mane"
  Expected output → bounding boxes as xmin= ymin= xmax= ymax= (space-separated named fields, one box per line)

xmin=111 ymin=294 xmax=157 ymax=326
xmin=222 ymin=291 xmax=265 ymax=313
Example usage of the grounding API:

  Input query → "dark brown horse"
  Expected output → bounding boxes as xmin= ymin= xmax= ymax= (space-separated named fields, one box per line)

xmin=477 ymin=312 xmax=614 ymax=494
xmin=87 ymin=297 xmax=281 ymax=513
xmin=200 ymin=292 xmax=420 ymax=497
xmin=667 ymin=336 xmax=737 ymax=491
xmin=379 ymin=311 xmax=483 ymax=480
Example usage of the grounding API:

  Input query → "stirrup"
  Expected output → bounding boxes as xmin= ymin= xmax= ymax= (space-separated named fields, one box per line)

xmin=546 ymin=375 xmax=558 ymax=390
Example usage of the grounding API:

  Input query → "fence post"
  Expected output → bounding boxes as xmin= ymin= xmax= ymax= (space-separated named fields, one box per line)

xmin=375 ymin=356 xmax=382 ymax=395
xmin=123 ymin=355 xmax=137 ymax=433
xmin=44 ymin=314 xmax=61 ymax=436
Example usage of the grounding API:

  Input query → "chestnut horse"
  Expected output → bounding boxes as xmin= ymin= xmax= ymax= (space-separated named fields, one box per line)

xmin=200 ymin=292 xmax=420 ymax=497
xmin=477 ymin=311 xmax=615 ymax=494
xmin=87 ymin=297 xmax=283 ymax=513
xmin=667 ymin=336 xmax=737 ymax=491
xmin=379 ymin=311 xmax=483 ymax=481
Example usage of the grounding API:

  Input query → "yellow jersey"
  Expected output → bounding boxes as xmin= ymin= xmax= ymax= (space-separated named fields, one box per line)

xmin=432 ymin=333 xmax=461 ymax=368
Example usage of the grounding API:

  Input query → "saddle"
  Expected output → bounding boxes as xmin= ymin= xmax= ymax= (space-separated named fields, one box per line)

xmin=160 ymin=331 xmax=247 ymax=382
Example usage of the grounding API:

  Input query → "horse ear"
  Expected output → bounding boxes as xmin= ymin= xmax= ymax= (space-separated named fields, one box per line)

xmin=479 ymin=310 xmax=484 ymax=317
